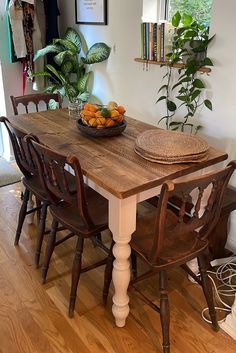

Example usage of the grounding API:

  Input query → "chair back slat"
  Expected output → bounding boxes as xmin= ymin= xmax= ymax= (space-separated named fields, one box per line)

xmin=10 ymin=93 xmax=62 ymax=115
xmin=27 ymin=136 xmax=94 ymax=229
xmin=0 ymin=117 xmax=38 ymax=178
xmin=149 ymin=162 xmax=236 ymax=264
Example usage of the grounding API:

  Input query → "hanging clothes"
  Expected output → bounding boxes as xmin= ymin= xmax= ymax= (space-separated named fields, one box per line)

xmin=22 ymin=1 xmax=34 ymax=76
xmin=8 ymin=0 xmax=27 ymax=59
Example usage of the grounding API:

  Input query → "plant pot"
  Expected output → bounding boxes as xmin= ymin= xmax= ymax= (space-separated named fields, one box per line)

xmin=183 ymin=40 xmax=206 ymax=63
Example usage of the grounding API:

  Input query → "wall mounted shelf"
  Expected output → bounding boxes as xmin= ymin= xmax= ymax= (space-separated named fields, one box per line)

xmin=134 ymin=58 xmax=211 ymax=73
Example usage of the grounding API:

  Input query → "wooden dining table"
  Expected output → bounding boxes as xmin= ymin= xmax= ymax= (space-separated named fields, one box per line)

xmin=8 ymin=108 xmax=228 ymax=327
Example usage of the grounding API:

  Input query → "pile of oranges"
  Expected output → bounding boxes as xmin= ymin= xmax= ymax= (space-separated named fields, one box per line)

xmin=80 ymin=102 xmax=126 ymax=128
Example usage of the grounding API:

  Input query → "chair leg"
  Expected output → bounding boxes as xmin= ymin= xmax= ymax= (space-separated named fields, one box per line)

xmin=41 ymin=218 xmax=58 ymax=284
xmin=103 ymin=240 xmax=114 ymax=305
xmin=91 ymin=233 xmax=102 ymax=247
xmin=68 ymin=237 xmax=84 ymax=318
xmin=35 ymin=202 xmax=48 ymax=269
xmin=131 ymin=250 xmax=137 ymax=279
xmin=35 ymin=197 xmax=41 ymax=226
xmin=15 ymin=188 xmax=30 ymax=245
xmin=159 ymin=270 xmax=170 ymax=353
xmin=198 ymin=253 xmax=219 ymax=332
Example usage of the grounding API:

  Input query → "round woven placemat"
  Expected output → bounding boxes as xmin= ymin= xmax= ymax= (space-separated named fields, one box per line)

xmin=135 ymin=129 xmax=209 ymax=158
xmin=134 ymin=129 xmax=209 ymax=164
xmin=134 ymin=147 xmax=208 ymax=164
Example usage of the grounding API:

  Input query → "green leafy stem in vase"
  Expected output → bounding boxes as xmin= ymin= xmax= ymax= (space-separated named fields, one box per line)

xmin=33 ymin=27 xmax=111 ymax=105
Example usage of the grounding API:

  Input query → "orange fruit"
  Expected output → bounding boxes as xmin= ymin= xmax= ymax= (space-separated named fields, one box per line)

xmin=95 ymin=110 xmax=102 ymax=118
xmin=117 ymin=105 xmax=126 ymax=114
xmin=89 ymin=104 xmax=98 ymax=113
xmin=84 ymin=115 xmax=91 ymax=122
xmin=96 ymin=117 xmax=106 ymax=125
xmin=110 ymin=110 xmax=120 ymax=119
xmin=80 ymin=109 xmax=95 ymax=118
xmin=88 ymin=118 xmax=97 ymax=127
xmin=116 ymin=115 xmax=124 ymax=124
xmin=105 ymin=118 xmax=115 ymax=127
xmin=83 ymin=103 xmax=91 ymax=111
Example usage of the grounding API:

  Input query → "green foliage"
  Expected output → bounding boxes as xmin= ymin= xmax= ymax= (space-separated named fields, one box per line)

xmin=168 ymin=0 xmax=213 ymax=26
xmin=156 ymin=11 xmax=215 ymax=133
xmin=33 ymin=27 xmax=111 ymax=104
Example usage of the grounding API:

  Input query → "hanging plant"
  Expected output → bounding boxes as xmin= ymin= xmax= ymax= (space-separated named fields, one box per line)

xmin=157 ymin=12 xmax=215 ymax=133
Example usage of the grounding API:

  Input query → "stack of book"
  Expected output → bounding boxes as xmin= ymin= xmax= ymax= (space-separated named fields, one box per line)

xmin=141 ymin=21 xmax=174 ymax=62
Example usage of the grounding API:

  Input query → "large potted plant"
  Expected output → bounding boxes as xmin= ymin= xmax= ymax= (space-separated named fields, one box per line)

xmin=157 ymin=12 xmax=215 ymax=133
xmin=33 ymin=27 xmax=111 ymax=115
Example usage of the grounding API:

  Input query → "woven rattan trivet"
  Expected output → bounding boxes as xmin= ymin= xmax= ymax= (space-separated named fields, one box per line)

xmin=134 ymin=129 xmax=209 ymax=164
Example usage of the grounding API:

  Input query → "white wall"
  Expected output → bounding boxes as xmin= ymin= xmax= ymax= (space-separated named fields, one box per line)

xmin=59 ymin=0 xmax=236 ymax=251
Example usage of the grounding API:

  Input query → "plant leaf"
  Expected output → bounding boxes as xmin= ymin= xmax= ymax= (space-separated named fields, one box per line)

xmin=32 ymin=71 xmax=52 ymax=78
xmin=182 ymin=13 xmax=193 ymax=26
xmin=44 ymin=84 xmax=61 ymax=93
xmin=193 ymin=79 xmax=205 ymax=88
xmin=158 ymin=116 xmax=169 ymax=124
xmin=77 ymin=91 xmax=90 ymax=102
xmin=61 ymin=60 xmax=74 ymax=75
xmin=64 ymin=27 xmax=82 ymax=53
xmin=83 ymin=43 xmax=111 ymax=64
xmin=34 ymin=44 xmax=61 ymax=61
xmin=204 ymin=99 xmax=213 ymax=110
xmin=158 ymin=84 xmax=168 ymax=93
xmin=176 ymin=95 xmax=188 ymax=102
xmin=77 ymin=72 xmax=91 ymax=92
xmin=48 ymin=99 xmax=59 ymax=110
xmin=172 ymin=77 xmax=191 ymax=90
xmin=156 ymin=95 xmax=166 ymax=104
xmin=65 ymin=84 xmax=78 ymax=101
xmin=46 ymin=64 xmax=66 ymax=83
xmin=191 ymin=90 xmax=201 ymax=101
xmin=202 ymin=57 xmax=214 ymax=66
xmin=169 ymin=121 xmax=182 ymax=126
xmin=172 ymin=11 xmax=181 ymax=27
xmin=54 ymin=50 xmax=75 ymax=66
xmin=53 ymin=39 xmax=78 ymax=54
xmin=167 ymin=100 xmax=177 ymax=112
xmin=195 ymin=125 xmax=203 ymax=134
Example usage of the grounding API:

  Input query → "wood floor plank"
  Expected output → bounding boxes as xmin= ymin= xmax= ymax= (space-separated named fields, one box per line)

xmin=0 ymin=182 xmax=235 ymax=353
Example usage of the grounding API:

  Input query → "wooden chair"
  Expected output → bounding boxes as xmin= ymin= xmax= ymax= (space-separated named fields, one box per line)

xmin=27 ymin=135 xmax=111 ymax=317
xmin=0 ymin=117 xmax=49 ymax=267
xmin=103 ymin=161 xmax=236 ymax=353
xmin=10 ymin=93 xmax=62 ymax=115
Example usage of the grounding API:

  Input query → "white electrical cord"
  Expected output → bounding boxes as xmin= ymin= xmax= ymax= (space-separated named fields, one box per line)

xmin=201 ymin=255 xmax=236 ymax=324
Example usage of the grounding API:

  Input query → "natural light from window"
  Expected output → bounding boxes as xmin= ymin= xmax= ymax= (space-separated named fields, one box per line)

xmin=167 ymin=0 xmax=213 ymax=26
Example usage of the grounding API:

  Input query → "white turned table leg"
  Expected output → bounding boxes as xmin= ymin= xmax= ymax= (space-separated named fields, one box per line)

xmin=108 ymin=195 xmax=137 ymax=327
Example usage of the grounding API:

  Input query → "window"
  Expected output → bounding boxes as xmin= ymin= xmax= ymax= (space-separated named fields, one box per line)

xmin=162 ymin=0 xmax=213 ymax=26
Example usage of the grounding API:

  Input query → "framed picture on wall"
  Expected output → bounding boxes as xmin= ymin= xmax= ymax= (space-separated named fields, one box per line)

xmin=75 ymin=0 xmax=108 ymax=25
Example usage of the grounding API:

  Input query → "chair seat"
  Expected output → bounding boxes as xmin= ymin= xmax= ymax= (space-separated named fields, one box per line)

xmin=50 ymin=185 xmax=108 ymax=237
xmin=131 ymin=202 xmax=208 ymax=269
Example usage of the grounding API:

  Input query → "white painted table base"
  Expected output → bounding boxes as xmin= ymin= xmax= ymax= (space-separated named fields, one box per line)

xmin=86 ymin=166 xmax=216 ymax=327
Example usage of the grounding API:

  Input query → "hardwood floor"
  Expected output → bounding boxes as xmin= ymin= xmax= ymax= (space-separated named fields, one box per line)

xmin=0 ymin=183 xmax=235 ymax=353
